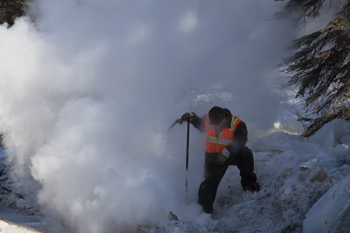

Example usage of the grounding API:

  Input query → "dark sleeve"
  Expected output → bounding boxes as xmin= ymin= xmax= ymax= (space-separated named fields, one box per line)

xmin=226 ymin=121 xmax=247 ymax=156
xmin=190 ymin=113 xmax=206 ymax=132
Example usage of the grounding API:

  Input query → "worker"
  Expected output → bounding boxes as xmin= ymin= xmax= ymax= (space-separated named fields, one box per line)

xmin=180 ymin=106 xmax=260 ymax=214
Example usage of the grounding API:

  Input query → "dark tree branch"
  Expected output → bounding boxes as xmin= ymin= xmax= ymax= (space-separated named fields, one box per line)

xmin=281 ymin=0 xmax=350 ymax=137
xmin=0 ymin=0 xmax=29 ymax=27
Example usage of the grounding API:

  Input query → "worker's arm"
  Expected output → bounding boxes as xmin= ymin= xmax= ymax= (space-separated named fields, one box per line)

xmin=179 ymin=112 xmax=206 ymax=132
xmin=189 ymin=113 xmax=206 ymax=132
xmin=221 ymin=122 xmax=248 ymax=159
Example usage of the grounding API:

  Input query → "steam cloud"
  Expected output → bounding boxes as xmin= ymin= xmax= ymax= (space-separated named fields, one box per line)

xmin=0 ymin=0 xmax=295 ymax=232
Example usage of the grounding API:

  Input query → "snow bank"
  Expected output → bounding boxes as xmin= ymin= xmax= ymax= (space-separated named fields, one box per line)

xmin=2 ymin=119 xmax=350 ymax=233
xmin=0 ymin=207 xmax=44 ymax=233
xmin=0 ymin=220 xmax=41 ymax=233
xmin=303 ymin=172 xmax=350 ymax=233
xmin=139 ymin=119 xmax=350 ymax=233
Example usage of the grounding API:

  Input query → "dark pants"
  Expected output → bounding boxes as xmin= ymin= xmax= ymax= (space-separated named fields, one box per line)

xmin=198 ymin=146 xmax=257 ymax=208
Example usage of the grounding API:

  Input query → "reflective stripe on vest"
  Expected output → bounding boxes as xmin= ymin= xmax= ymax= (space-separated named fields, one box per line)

xmin=217 ymin=138 xmax=232 ymax=145
xmin=206 ymin=136 xmax=232 ymax=145
xmin=207 ymin=136 xmax=217 ymax=143
xmin=231 ymin=116 xmax=239 ymax=131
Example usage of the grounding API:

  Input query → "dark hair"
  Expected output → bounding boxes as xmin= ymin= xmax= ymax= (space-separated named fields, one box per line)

xmin=208 ymin=106 xmax=226 ymax=125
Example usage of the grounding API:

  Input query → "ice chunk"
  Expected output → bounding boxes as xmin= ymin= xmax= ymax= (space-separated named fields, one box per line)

xmin=318 ymin=159 xmax=345 ymax=171
xmin=339 ymin=134 xmax=350 ymax=144
xmin=306 ymin=165 xmax=328 ymax=182
xmin=309 ymin=119 xmax=350 ymax=146
xmin=299 ymin=158 xmax=318 ymax=170
xmin=303 ymin=173 xmax=350 ymax=233
xmin=247 ymin=132 xmax=300 ymax=153
xmin=308 ymin=121 xmax=335 ymax=145
xmin=334 ymin=120 xmax=350 ymax=144
xmin=323 ymin=128 xmax=334 ymax=153
xmin=327 ymin=144 xmax=350 ymax=159
xmin=291 ymin=142 xmax=323 ymax=163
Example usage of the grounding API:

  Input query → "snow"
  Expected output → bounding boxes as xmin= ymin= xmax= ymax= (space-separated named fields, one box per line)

xmin=1 ymin=120 xmax=350 ymax=232
xmin=0 ymin=207 xmax=43 ymax=233
xmin=0 ymin=220 xmax=40 ymax=233
xmin=303 ymin=173 xmax=350 ymax=233
xmin=136 ymin=119 xmax=350 ymax=233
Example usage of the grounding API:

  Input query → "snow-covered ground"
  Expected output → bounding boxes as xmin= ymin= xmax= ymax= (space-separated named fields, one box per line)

xmin=137 ymin=119 xmax=350 ymax=233
xmin=0 ymin=207 xmax=44 ymax=233
xmin=1 ymin=119 xmax=350 ymax=232
xmin=0 ymin=147 xmax=70 ymax=233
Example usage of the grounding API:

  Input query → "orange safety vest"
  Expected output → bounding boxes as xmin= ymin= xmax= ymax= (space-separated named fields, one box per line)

xmin=204 ymin=113 xmax=243 ymax=153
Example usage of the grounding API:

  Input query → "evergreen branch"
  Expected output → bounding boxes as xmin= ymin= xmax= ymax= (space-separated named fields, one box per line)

xmin=275 ymin=0 xmax=327 ymax=25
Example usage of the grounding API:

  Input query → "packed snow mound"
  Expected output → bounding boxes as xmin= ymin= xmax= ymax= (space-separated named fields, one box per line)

xmin=0 ymin=220 xmax=41 ymax=233
xmin=140 ymin=119 xmax=350 ymax=233
xmin=2 ymin=120 xmax=350 ymax=233
xmin=303 ymin=172 xmax=350 ymax=233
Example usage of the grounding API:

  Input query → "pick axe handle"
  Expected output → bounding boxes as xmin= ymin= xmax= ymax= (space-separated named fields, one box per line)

xmin=185 ymin=119 xmax=190 ymax=203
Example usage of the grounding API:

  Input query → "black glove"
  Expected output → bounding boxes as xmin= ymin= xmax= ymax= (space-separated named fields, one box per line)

xmin=179 ymin=113 xmax=191 ymax=124
xmin=216 ymin=153 xmax=227 ymax=165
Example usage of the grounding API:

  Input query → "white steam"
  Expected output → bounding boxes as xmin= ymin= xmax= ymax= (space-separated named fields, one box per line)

xmin=0 ymin=0 xmax=295 ymax=232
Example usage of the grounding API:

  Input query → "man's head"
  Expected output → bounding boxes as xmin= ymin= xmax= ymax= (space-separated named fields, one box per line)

xmin=208 ymin=106 xmax=226 ymax=125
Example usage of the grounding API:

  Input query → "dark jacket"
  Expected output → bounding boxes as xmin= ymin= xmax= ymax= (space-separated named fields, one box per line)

xmin=190 ymin=108 xmax=247 ymax=158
